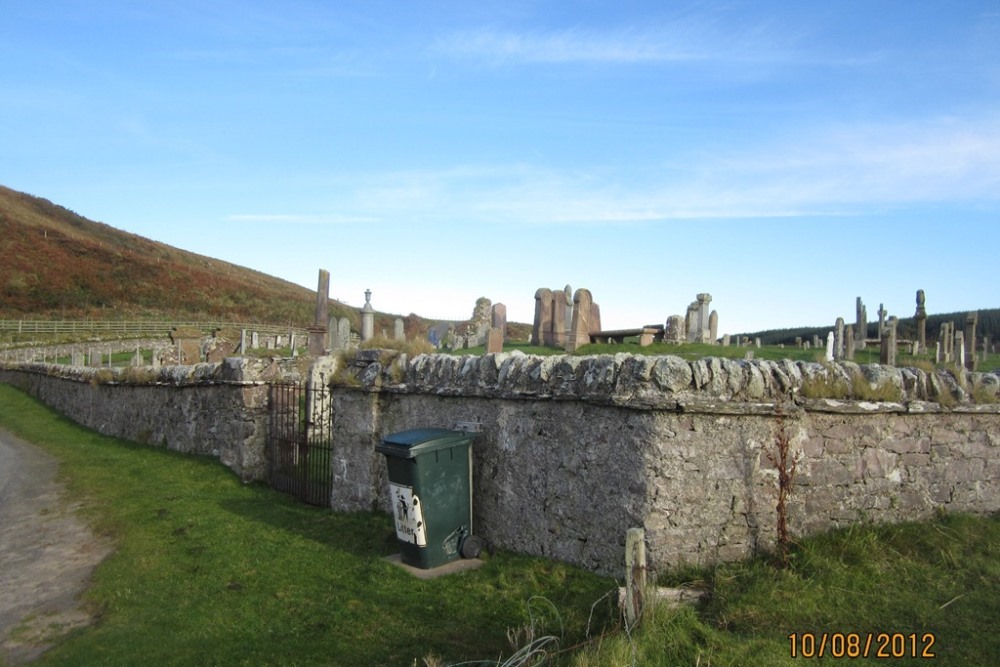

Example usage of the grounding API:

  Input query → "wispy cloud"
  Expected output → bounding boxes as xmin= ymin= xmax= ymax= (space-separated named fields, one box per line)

xmin=326 ymin=116 xmax=1000 ymax=225
xmin=226 ymin=213 xmax=377 ymax=225
xmin=431 ymin=17 xmax=807 ymax=67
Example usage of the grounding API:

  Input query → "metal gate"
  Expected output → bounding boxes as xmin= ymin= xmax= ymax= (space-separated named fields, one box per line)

xmin=267 ymin=383 xmax=334 ymax=506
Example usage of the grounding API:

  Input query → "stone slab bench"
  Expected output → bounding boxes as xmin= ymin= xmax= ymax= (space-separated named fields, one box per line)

xmin=589 ymin=326 xmax=664 ymax=347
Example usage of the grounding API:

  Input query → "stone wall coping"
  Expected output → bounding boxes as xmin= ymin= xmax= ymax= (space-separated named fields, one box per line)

xmin=0 ymin=357 xmax=281 ymax=387
xmin=333 ymin=350 xmax=1000 ymax=414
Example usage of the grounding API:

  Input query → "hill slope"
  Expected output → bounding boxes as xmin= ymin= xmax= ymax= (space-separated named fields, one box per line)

xmin=0 ymin=185 xmax=320 ymax=324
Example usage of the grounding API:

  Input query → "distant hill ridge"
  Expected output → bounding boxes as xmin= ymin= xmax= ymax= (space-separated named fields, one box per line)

xmin=741 ymin=309 xmax=1000 ymax=347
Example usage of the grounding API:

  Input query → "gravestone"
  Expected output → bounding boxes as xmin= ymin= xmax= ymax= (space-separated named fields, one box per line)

xmin=486 ymin=327 xmax=503 ymax=354
xmin=664 ymin=315 xmax=686 ymax=344
xmin=240 ymin=329 xmax=247 ymax=356
xmin=935 ymin=342 xmax=942 ymax=364
xmin=551 ymin=292 xmax=566 ymax=347
xmin=697 ymin=294 xmax=712 ymax=342
xmin=964 ymin=312 xmax=978 ymax=371
xmin=834 ymin=317 xmax=845 ymax=360
xmin=812 ymin=334 xmax=821 ymax=349
xmin=914 ymin=290 xmax=927 ymax=354
xmin=338 ymin=318 xmax=351 ymax=350
xmin=491 ymin=303 xmax=507 ymax=341
xmin=880 ymin=317 xmax=898 ymax=366
xmin=394 ymin=318 xmax=405 ymax=341
xmin=754 ymin=337 xmax=761 ymax=348
xmin=563 ymin=286 xmax=573 ymax=337
xmin=721 ymin=334 xmax=730 ymax=347
xmin=251 ymin=331 xmax=259 ymax=349
xmin=825 ymin=332 xmax=834 ymax=362
xmin=361 ymin=289 xmax=375 ymax=342
xmin=685 ymin=302 xmax=699 ymax=342
xmin=855 ymin=297 xmax=865 ymax=347
xmin=533 ymin=288 xmax=553 ymax=346
xmin=708 ymin=310 xmax=718 ymax=345
xmin=845 ymin=326 xmax=855 ymax=360
xmin=590 ymin=302 xmax=602 ymax=335
xmin=877 ymin=303 xmax=886 ymax=341
xmin=795 ymin=337 xmax=802 ymax=348
xmin=566 ymin=288 xmax=593 ymax=352
xmin=954 ymin=331 xmax=965 ymax=371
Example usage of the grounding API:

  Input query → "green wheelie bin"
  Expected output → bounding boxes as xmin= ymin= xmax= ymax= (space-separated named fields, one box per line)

xmin=376 ymin=428 xmax=484 ymax=569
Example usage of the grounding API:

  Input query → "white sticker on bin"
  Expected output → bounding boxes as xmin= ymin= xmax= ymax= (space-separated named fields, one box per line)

xmin=390 ymin=483 xmax=427 ymax=547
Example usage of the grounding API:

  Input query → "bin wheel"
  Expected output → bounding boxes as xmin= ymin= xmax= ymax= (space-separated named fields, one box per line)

xmin=460 ymin=535 xmax=487 ymax=559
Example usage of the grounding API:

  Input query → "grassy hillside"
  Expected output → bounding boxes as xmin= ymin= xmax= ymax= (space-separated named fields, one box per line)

xmin=0 ymin=186 xmax=428 ymax=336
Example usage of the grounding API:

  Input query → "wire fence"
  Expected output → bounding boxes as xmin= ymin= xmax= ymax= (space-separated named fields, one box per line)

xmin=0 ymin=319 xmax=309 ymax=337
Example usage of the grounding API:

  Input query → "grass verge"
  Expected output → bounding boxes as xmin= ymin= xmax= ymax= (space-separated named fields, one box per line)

xmin=569 ymin=514 xmax=1000 ymax=666
xmin=0 ymin=385 xmax=614 ymax=666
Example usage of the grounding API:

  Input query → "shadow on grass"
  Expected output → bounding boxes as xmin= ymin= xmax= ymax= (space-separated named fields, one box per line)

xmin=215 ymin=495 xmax=398 ymax=558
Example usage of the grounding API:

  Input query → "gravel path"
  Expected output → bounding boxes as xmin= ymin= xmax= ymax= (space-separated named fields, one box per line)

xmin=0 ymin=430 xmax=112 ymax=665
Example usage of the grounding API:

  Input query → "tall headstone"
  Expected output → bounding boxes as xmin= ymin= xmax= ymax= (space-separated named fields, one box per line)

xmin=533 ymin=288 xmax=553 ymax=346
xmin=685 ymin=301 xmax=699 ymax=342
xmin=812 ymin=334 xmax=821 ymax=349
xmin=940 ymin=322 xmax=951 ymax=363
xmin=935 ymin=341 xmax=942 ymax=364
xmin=722 ymin=334 xmax=731 ymax=347
xmin=914 ymin=290 xmax=927 ymax=354
xmin=590 ymin=302 xmax=602 ymax=334
xmin=825 ymin=332 xmax=834 ymax=362
xmin=855 ymin=297 xmax=866 ymax=348
xmin=834 ymin=317 xmax=845 ymax=360
xmin=566 ymin=288 xmax=593 ymax=352
xmin=394 ymin=318 xmax=405 ymax=341
xmin=754 ymin=337 xmax=761 ymax=348
xmin=491 ymin=303 xmax=507 ymax=341
xmin=696 ymin=294 xmax=712 ymax=342
xmin=361 ymin=289 xmax=375 ymax=342
xmin=708 ymin=310 xmax=718 ymax=345
xmin=338 ymin=317 xmax=351 ymax=350
xmin=240 ymin=329 xmax=247 ymax=356
xmin=954 ymin=330 xmax=965 ymax=371
xmin=563 ymin=285 xmax=573 ymax=337
xmin=964 ymin=312 xmax=978 ymax=371
xmin=845 ymin=326 xmax=855 ymax=360
xmin=308 ymin=269 xmax=331 ymax=356
xmin=879 ymin=316 xmax=898 ymax=367
xmin=551 ymin=292 xmax=566 ymax=347
xmin=251 ymin=331 xmax=259 ymax=349
xmin=314 ymin=269 xmax=330 ymax=326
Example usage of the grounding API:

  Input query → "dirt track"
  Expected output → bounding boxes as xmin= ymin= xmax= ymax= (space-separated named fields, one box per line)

xmin=0 ymin=430 xmax=112 ymax=665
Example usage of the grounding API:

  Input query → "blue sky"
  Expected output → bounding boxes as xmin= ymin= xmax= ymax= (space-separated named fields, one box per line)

xmin=2 ymin=1 xmax=999 ymax=333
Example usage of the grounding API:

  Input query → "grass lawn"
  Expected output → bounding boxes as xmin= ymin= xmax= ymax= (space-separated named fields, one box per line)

xmin=1 ymin=384 xmax=998 ymax=666
xmin=0 ymin=385 xmax=615 ymax=666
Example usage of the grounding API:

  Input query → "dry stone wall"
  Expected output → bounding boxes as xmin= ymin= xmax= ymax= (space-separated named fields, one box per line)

xmin=3 ymin=350 xmax=999 ymax=576
xmin=331 ymin=351 xmax=1000 ymax=575
xmin=0 ymin=358 xmax=296 ymax=481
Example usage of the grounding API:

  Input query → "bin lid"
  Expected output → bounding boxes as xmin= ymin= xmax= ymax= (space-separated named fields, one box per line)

xmin=376 ymin=428 xmax=474 ymax=459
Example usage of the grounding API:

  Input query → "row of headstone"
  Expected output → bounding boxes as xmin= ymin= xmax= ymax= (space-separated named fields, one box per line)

xmin=532 ymin=286 xmax=601 ymax=351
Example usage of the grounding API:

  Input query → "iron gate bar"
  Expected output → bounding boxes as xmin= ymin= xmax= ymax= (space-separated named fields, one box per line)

xmin=267 ymin=383 xmax=334 ymax=506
